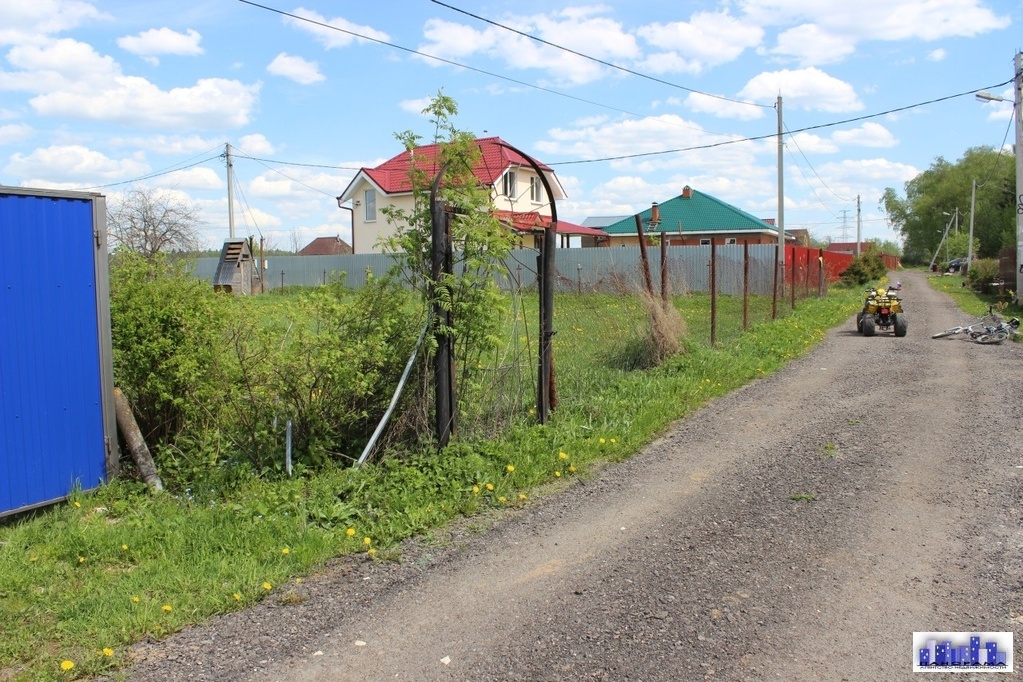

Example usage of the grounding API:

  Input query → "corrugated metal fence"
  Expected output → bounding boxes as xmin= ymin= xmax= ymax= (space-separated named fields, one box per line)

xmin=1 ymin=188 xmax=117 ymax=517
xmin=188 ymin=244 xmax=809 ymax=295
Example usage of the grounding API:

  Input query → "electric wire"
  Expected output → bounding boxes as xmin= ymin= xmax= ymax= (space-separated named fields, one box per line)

xmin=237 ymin=0 xmax=695 ymax=128
xmin=79 ymin=152 xmax=223 ymax=190
xmin=430 ymin=0 xmax=770 ymax=109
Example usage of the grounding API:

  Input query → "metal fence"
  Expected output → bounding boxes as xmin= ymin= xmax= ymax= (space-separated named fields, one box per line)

xmin=187 ymin=244 xmax=789 ymax=295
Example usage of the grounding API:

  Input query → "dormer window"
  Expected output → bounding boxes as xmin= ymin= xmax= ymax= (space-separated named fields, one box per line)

xmin=502 ymin=171 xmax=516 ymax=198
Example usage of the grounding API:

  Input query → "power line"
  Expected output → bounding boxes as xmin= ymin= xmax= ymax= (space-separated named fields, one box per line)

xmin=237 ymin=0 xmax=727 ymax=136
xmin=79 ymin=151 xmax=223 ymax=190
xmin=430 ymin=0 xmax=770 ymax=109
xmin=550 ymin=80 xmax=1015 ymax=165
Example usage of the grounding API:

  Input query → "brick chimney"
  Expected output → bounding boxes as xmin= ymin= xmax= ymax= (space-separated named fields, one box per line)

xmin=682 ymin=185 xmax=692 ymax=199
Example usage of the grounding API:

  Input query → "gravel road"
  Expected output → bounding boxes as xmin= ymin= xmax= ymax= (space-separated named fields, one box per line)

xmin=125 ymin=269 xmax=1023 ymax=681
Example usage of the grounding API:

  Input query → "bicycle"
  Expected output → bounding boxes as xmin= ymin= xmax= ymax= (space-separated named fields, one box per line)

xmin=931 ymin=308 xmax=1020 ymax=344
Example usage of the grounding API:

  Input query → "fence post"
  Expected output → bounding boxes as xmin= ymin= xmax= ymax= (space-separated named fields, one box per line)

xmin=710 ymin=240 xmax=717 ymax=347
xmin=772 ymin=244 xmax=779 ymax=319
xmin=743 ymin=241 xmax=750 ymax=330
xmin=280 ymin=271 xmax=284 ymax=290
xmin=577 ymin=262 xmax=582 ymax=295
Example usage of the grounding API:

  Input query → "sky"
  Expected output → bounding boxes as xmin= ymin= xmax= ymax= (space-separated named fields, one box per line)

xmin=1 ymin=0 xmax=1020 ymax=252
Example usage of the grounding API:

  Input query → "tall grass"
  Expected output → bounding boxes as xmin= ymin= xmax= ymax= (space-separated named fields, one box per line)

xmin=0 ymin=284 xmax=861 ymax=681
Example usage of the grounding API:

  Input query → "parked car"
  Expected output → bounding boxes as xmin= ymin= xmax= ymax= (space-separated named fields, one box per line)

xmin=947 ymin=258 xmax=965 ymax=273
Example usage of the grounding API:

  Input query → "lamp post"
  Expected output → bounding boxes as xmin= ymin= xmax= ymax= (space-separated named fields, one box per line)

xmin=976 ymin=50 xmax=1023 ymax=303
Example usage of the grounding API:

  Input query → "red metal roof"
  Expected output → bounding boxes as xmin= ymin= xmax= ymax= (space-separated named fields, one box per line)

xmin=493 ymin=210 xmax=608 ymax=237
xmin=362 ymin=136 xmax=553 ymax=194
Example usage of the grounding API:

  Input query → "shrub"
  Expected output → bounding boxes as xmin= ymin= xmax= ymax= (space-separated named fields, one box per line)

xmin=839 ymin=248 xmax=887 ymax=287
xmin=966 ymin=258 xmax=1000 ymax=290
xmin=108 ymin=251 xmax=232 ymax=452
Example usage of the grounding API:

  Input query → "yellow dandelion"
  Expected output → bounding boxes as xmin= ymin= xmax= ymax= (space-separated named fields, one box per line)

xmin=472 ymin=485 xmax=480 ymax=494
xmin=78 ymin=556 xmax=85 ymax=564
xmin=506 ymin=465 xmax=515 ymax=473
xmin=367 ymin=548 xmax=376 ymax=556
xmin=121 ymin=544 xmax=128 ymax=551
xmin=569 ymin=466 xmax=576 ymax=473
xmin=599 ymin=438 xmax=606 ymax=444
xmin=555 ymin=471 xmax=562 ymax=478
xmin=73 ymin=501 xmax=81 ymax=508
xmin=498 ymin=496 xmax=507 ymax=503
xmin=281 ymin=547 xmax=290 ymax=555
xmin=363 ymin=537 xmax=372 ymax=545
xmin=345 ymin=528 xmax=356 ymax=537
xmin=610 ymin=438 xmax=617 ymax=444
xmin=102 ymin=648 xmax=114 ymax=657
xmin=528 ymin=407 xmax=536 ymax=415
xmin=29 ymin=557 xmax=37 ymax=562
xmin=263 ymin=582 xmax=272 ymax=590
xmin=60 ymin=660 xmax=74 ymax=671
xmin=518 ymin=494 xmax=527 ymax=500
xmin=233 ymin=593 xmax=241 ymax=601
xmin=486 ymin=483 xmax=494 ymax=491
xmin=558 ymin=452 xmax=568 ymax=459
xmin=131 ymin=596 xmax=140 ymax=603
xmin=161 ymin=604 xmax=172 ymax=612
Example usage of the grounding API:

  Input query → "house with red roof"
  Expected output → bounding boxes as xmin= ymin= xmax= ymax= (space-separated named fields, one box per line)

xmin=337 ymin=136 xmax=606 ymax=253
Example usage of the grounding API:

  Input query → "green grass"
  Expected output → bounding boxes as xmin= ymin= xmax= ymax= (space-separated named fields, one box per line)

xmin=0 ymin=283 xmax=864 ymax=681
xmin=926 ymin=270 xmax=1022 ymax=319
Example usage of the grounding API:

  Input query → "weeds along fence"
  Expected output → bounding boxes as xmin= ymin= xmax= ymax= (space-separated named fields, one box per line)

xmin=165 ymin=244 xmax=854 ymax=463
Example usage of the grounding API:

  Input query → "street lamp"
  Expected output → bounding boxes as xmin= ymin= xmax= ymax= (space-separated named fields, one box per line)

xmin=975 ymin=50 xmax=1023 ymax=304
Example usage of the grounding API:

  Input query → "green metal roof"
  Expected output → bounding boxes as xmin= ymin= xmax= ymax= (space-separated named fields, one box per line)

xmin=602 ymin=186 xmax=776 ymax=235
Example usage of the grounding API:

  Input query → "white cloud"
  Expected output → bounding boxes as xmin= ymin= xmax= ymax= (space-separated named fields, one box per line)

xmin=399 ymin=97 xmax=433 ymax=114
xmin=418 ymin=8 xmax=639 ymax=86
xmin=0 ymin=0 xmax=108 ymax=47
xmin=831 ymin=122 xmax=897 ymax=148
xmin=161 ymin=166 xmax=222 ymax=189
xmin=771 ymin=24 xmax=854 ymax=66
xmin=739 ymin=67 xmax=862 ymax=112
xmin=0 ymin=123 xmax=34 ymax=145
xmin=926 ymin=48 xmax=946 ymax=62
xmin=5 ymin=144 xmax=149 ymax=183
xmin=117 ymin=28 xmax=203 ymax=65
xmin=788 ymin=131 xmax=838 ymax=153
xmin=640 ymin=10 xmax=764 ymax=73
xmin=685 ymin=92 xmax=766 ymax=121
xmin=0 ymin=38 xmax=260 ymax=130
xmin=284 ymin=8 xmax=390 ymax=49
xmin=741 ymin=0 xmax=1007 ymax=64
xmin=237 ymin=134 xmax=275 ymax=156
xmin=267 ymin=53 xmax=324 ymax=85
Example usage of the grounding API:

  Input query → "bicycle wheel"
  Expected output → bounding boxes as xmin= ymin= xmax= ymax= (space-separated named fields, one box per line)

xmin=931 ymin=328 xmax=961 ymax=339
xmin=975 ymin=331 xmax=1008 ymax=345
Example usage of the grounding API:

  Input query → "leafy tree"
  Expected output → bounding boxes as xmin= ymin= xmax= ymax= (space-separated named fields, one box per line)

xmin=108 ymin=186 xmax=204 ymax=259
xmin=380 ymin=91 xmax=516 ymax=437
xmin=880 ymin=146 xmax=1015 ymax=265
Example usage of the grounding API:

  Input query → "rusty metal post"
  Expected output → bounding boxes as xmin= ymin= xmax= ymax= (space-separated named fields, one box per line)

xmin=634 ymin=214 xmax=654 ymax=297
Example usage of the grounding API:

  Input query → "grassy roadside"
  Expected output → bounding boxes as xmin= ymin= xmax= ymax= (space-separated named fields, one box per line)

xmin=925 ymin=270 xmax=1022 ymax=319
xmin=0 ymin=286 xmax=863 ymax=681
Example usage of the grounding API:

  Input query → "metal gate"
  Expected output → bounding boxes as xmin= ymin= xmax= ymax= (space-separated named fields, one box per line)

xmin=0 ymin=187 xmax=117 ymax=517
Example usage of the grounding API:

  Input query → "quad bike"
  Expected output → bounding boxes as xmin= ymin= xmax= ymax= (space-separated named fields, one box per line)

xmin=856 ymin=286 xmax=907 ymax=337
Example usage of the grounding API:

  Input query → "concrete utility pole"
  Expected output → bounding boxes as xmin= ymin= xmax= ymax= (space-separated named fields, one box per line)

xmin=225 ymin=143 xmax=236 ymax=239
xmin=856 ymin=195 xmax=862 ymax=257
xmin=776 ymin=95 xmax=785 ymax=268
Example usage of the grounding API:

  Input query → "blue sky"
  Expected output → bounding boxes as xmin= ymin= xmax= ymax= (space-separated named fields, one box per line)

xmin=1 ymin=0 xmax=1019 ymax=251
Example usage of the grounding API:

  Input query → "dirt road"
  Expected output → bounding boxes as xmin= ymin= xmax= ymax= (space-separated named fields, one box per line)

xmin=128 ymin=270 xmax=1023 ymax=681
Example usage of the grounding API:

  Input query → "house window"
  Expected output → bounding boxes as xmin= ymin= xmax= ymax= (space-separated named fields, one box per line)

xmin=725 ymin=238 xmax=737 ymax=245
xmin=699 ymin=238 xmax=711 ymax=246
xmin=364 ymin=189 xmax=376 ymax=222
xmin=529 ymin=176 xmax=542 ymax=203
xmin=502 ymin=171 xmax=516 ymax=198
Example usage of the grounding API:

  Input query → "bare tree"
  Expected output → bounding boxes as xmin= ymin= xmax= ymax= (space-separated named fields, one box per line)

xmin=108 ymin=187 xmax=204 ymax=259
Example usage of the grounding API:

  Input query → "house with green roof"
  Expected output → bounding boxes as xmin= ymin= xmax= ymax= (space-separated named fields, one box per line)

xmin=600 ymin=185 xmax=789 ymax=248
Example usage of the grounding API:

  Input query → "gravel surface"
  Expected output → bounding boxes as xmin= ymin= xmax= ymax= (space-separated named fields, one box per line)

xmin=124 ymin=269 xmax=1023 ymax=682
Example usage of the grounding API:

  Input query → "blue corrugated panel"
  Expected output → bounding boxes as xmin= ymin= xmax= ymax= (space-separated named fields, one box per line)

xmin=1 ymin=192 xmax=107 ymax=515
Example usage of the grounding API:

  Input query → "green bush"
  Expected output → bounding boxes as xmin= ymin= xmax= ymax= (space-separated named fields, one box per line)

xmin=966 ymin=258 xmax=1000 ymax=290
xmin=108 ymin=251 xmax=232 ymax=458
xmin=839 ymin=248 xmax=887 ymax=287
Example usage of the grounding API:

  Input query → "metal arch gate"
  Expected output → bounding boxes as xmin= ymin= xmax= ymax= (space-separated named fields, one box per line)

xmin=0 ymin=187 xmax=118 ymax=517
